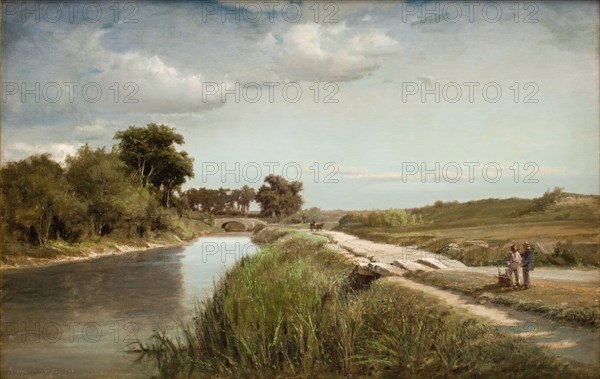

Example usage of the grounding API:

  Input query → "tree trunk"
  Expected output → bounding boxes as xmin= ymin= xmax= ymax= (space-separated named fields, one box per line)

xmin=165 ymin=183 xmax=171 ymax=208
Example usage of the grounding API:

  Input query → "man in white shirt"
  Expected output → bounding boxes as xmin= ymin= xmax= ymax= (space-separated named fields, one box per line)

xmin=506 ymin=244 xmax=522 ymax=288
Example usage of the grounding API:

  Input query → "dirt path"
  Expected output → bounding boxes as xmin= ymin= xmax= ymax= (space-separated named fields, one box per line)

xmin=321 ymin=229 xmax=599 ymax=282
xmin=454 ymin=266 xmax=600 ymax=283
xmin=314 ymin=229 xmax=600 ymax=367
xmin=321 ymin=230 xmax=468 ymax=269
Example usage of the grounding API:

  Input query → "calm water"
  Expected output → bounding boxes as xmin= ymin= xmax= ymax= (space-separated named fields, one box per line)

xmin=1 ymin=234 xmax=258 ymax=379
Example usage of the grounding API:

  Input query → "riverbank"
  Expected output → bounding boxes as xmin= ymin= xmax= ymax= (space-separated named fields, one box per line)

xmin=140 ymin=227 xmax=596 ymax=378
xmin=0 ymin=217 xmax=219 ymax=271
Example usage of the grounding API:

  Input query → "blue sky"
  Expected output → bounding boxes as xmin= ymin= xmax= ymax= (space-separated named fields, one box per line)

xmin=1 ymin=1 xmax=598 ymax=209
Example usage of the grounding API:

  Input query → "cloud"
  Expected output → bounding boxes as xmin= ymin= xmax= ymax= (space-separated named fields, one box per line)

xmin=2 ymin=27 xmax=227 ymax=121
xmin=417 ymin=75 xmax=437 ymax=85
xmin=74 ymin=123 xmax=108 ymax=137
xmin=6 ymin=142 xmax=82 ymax=163
xmin=263 ymin=22 xmax=398 ymax=82
xmin=95 ymin=50 xmax=226 ymax=114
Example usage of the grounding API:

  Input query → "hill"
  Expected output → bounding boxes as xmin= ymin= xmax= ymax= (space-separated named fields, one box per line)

xmin=335 ymin=191 xmax=599 ymax=266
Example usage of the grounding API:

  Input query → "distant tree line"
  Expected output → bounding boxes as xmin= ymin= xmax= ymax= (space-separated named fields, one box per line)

xmin=183 ymin=175 xmax=304 ymax=218
xmin=182 ymin=185 xmax=256 ymax=215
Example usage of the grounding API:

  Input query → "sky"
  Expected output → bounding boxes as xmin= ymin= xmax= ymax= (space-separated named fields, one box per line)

xmin=1 ymin=1 xmax=599 ymax=210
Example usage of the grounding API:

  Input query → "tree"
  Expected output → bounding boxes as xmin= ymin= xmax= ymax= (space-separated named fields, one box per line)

xmin=184 ymin=185 xmax=256 ymax=215
xmin=237 ymin=185 xmax=256 ymax=214
xmin=255 ymin=175 xmax=303 ymax=218
xmin=0 ymin=154 xmax=71 ymax=244
xmin=65 ymin=145 xmax=150 ymax=237
xmin=195 ymin=188 xmax=220 ymax=213
xmin=114 ymin=123 xmax=194 ymax=207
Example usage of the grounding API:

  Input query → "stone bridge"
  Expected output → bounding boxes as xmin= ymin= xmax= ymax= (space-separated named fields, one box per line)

xmin=214 ymin=217 xmax=267 ymax=232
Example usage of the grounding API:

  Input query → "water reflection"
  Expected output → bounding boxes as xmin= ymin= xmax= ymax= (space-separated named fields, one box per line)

xmin=1 ymin=234 xmax=257 ymax=378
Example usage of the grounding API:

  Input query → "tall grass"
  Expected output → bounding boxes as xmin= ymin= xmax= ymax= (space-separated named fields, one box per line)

xmin=139 ymin=233 xmax=592 ymax=378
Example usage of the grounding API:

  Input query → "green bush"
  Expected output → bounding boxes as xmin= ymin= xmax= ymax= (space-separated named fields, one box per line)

xmin=525 ymin=187 xmax=565 ymax=214
xmin=281 ymin=207 xmax=326 ymax=224
xmin=339 ymin=209 xmax=422 ymax=228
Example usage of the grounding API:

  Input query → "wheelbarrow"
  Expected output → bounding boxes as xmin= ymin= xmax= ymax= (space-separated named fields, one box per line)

xmin=497 ymin=268 xmax=512 ymax=287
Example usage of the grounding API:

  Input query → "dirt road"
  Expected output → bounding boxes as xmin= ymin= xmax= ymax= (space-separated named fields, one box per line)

xmin=322 ymin=230 xmax=599 ymax=282
xmin=314 ymin=229 xmax=600 ymax=367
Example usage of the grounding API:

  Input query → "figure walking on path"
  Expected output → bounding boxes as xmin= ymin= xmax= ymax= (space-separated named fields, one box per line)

xmin=521 ymin=242 xmax=535 ymax=289
xmin=506 ymin=244 xmax=522 ymax=288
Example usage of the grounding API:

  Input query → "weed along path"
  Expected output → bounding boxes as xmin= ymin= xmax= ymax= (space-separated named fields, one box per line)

xmin=314 ymin=229 xmax=600 ymax=368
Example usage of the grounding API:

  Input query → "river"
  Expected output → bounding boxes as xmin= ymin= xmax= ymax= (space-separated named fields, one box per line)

xmin=1 ymin=233 xmax=258 ymax=379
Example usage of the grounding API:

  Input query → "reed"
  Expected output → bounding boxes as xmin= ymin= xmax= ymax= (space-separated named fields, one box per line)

xmin=138 ymin=233 xmax=592 ymax=378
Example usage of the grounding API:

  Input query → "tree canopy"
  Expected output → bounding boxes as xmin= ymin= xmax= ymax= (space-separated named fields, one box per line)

xmin=183 ymin=185 xmax=256 ymax=215
xmin=1 ymin=124 xmax=196 ymax=247
xmin=114 ymin=123 xmax=194 ymax=207
xmin=1 ymin=154 xmax=71 ymax=244
xmin=65 ymin=144 xmax=154 ymax=237
xmin=255 ymin=175 xmax=303 ymax=218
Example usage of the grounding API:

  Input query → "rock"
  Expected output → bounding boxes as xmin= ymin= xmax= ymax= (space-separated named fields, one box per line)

xmin=392 ymin=260 xmax=434 ymax=272
xmin=367 ymin=262 xmax=405 ymax=277
xmin=355 ymin=262 xmax=375 ymax=276
xmin=417 ymin=257 xmax=447 ymax=269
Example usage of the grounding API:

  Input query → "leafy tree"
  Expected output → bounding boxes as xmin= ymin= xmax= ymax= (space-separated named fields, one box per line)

xmin=65 ymin=145 xmax=151 ymax=237
xmin=255 ymin=175 xmax=303 ymax=218
xmin=183 ymin=188 xmax=201 ymax=211
xmin=114 ymin=123 xmax=194 ymax=207
xmin=230 ymin=189 xmax=242 ymax=212
xmin=184 ymin=185 xmax=256 ymax=215
xmin=237 ymin=185 xmax=256 ymax=214
xmin=0 ymin=154 xmax=72 ymax=244
xmin=195 ymin=188 xmax=221 ymax=213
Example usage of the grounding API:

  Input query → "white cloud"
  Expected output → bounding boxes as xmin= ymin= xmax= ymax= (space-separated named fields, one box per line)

xmin=96 ymin=51 xmax=226 ymax=114
xmin=74 ymin=123 xmax=108 ymax=136
xmin=417 ymin=74 xmax=437 ymax=85
xmin=349 ymin=29 xmax=397 ymax=56
xmin=263 ymin=22 xmax=398 ymax=82
xmin=3 ymin=28 xmax=227 ymax=117
xmin=7 ymin=142 xmax=81 ymax=163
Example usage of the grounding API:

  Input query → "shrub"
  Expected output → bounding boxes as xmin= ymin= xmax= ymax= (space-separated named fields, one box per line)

xmin=339 ymin=209 xmax=422 ymax=228
xmin=527 ymin=187 xmax=565 ymax=213
xmin=281 ymin=207 xmax=326 ymax=224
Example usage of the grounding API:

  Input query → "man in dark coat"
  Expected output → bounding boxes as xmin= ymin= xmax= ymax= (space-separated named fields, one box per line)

xmin=521 ymin=242 xmax=535 ymax=289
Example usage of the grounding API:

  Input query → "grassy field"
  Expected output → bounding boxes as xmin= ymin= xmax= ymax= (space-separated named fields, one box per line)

xmin=139 ymin=229 xmax=594 ymax=378
xmin=336 ymin=193 xmax=599 ymax=266
xmin=407 ymin=270 xmax=600 ymax=328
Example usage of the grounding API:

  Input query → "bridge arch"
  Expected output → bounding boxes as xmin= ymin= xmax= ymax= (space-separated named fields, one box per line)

xmin=214 ymin=218 xmax=267 ymax=232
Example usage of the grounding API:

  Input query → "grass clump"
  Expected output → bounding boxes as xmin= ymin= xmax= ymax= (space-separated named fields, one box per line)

xmin=139 ymin=233 xmax=593 ymax=378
